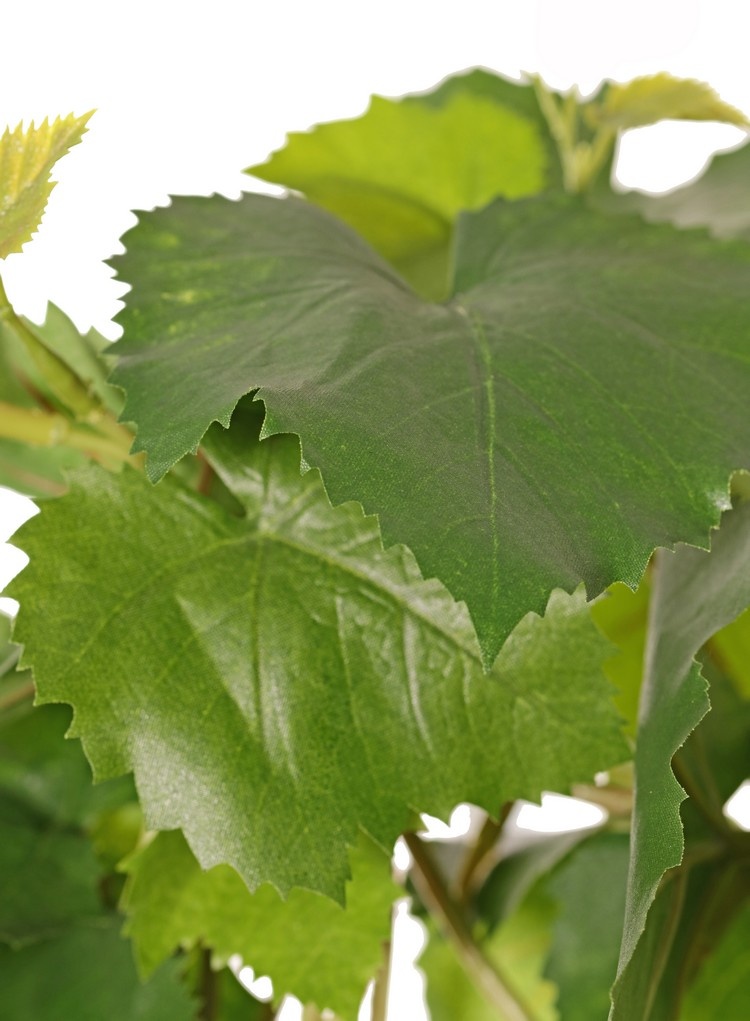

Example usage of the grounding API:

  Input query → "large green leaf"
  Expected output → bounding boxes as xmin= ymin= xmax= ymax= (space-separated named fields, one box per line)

xmin=0 ymin=917 xmax=195 ymax=1021
xmin=610 ymin=501 xmax=750 ymax=1019
xmin=111 ymin=193 xmax=750 ymax=666
xmin=123 ymin=830 xmax=397 ymax=1019
xmin=10 ymin=405 xmax=626 ymax=899
xmin=247 ymin=69 xmax=555 ymax=298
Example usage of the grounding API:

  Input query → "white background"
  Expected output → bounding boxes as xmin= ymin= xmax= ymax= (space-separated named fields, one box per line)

xmin=2 ymin=2 xmax=750 ymax=1017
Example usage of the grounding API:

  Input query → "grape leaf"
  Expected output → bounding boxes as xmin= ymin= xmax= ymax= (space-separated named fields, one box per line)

xmin=610 ymin=501 xmax=750 ymax=1019
xmin=247 ymin=69 xmax=555 ymax=298
xmin=586 ymin=73 xmax=748 ymax=132
xmin=0 ymin=113 xmax=92 ymax=259
xmin=111 ymin=193 xmax=750 ymax=666
xmin=0 ymin=918 xmax=195 ymax=1021
xmin=123 ymin=830 xmax=397 ymax=1019
xmin=10 ymin=405 xmax=627 ymax=899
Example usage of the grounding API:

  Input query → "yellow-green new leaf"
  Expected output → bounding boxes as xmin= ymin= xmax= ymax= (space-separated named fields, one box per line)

xmin=589 ymin=74 xmax=748 ymax=132
xmin=0 ymin=112 xmax=92 ymax=259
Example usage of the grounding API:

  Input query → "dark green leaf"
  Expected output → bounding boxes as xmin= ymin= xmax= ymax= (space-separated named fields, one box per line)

xmin=10 ymin=407 xmax=626 ymax=899
xmin=111 ymin=193 xmax=750 ymax=666
xmin=0 ymin=917 xmax=195 ymax=1021
xmin=124 ymin=830 xmax=397 ymax=1019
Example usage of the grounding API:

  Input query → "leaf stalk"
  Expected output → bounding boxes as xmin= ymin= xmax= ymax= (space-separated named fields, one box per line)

xmin=404 ymin=832 xmax=535 ymax=1021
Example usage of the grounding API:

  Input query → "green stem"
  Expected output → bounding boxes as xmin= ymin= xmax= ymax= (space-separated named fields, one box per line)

xmin=404 ymin=832 xmax=535 ymax=1021
xmin=0 ymin=401 xmax=135 ymax=465
xmin=0 ymin=276 xmax=101 ymax=420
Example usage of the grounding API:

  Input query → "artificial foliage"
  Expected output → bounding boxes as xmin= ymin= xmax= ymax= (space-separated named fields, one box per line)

xmin=1 ymin=67 xmax=750 ymax=1020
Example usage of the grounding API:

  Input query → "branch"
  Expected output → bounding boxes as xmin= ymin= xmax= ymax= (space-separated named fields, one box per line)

xmin=404 ymin=832 xmax=535 ymax=1021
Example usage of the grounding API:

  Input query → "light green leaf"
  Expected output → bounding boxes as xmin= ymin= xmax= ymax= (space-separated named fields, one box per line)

xmin=124 ymin=830 xmax=397 ymax=1019
xmin=0 ymin=113 xmax=92 ymax=259
xmin=111 ymin=194 xmax=750 ymax=666
xmin=0 ymin=917 xmax=195 ymax=1021
xmin=10 ymin=405 xmax=627 ymax=899
xmin=611 ymin=502 xmax=750 ymax=1019
xmin=587 ymin=74 xmax=748 ymax=132
xmin=422 ymin=889 xmax=558 ymax=1021
xmin=709 ymin=607 xmax=750 ymax=697
xmin=248 ymin=70 xmax=555 ymax=298
xmin=591 ymin=579 xmax=650 ymax=737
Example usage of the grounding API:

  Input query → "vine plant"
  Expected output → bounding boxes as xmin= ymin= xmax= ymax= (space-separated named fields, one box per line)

xmin=1 ymin=69 xmax=750 ymax=1020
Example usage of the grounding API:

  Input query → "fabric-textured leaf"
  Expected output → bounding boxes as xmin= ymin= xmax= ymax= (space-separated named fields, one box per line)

xmin=0 ymin=113 xmax=92 ymax=258
xmin=111 ymin=193 xmax=750 ymax=665
xmin=610 ymin=501 xmax=750 ymax=1019
xmin=247 ymin=69 xmax=554 ymax=298
xmin=124 ymin=830 xmax=397 ymax=1019
xmin=10 ymin=406 xmax=627 ymax=899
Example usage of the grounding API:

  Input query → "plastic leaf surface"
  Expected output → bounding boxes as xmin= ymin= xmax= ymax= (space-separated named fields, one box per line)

xmin=124 ymin=830 xmax=398 ymax=1019
xmin=0 ymin=113 xmax=92 ymax=258
xmin=9 ymin=406 xmax=627 ymax=899
xmin=111 ymin=193 xmax=750 ymax=665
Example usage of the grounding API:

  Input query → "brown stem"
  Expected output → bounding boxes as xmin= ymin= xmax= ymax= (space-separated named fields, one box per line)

xmin=404 ymin=832 xmax=535 ymax=1021
xmin=456 ymin=804 xmax=512 ymax=903
xmin=197 ymin=949 xmax=218 ymax=1021
xmin=370 ymin=936 xmax=392 ymax=1021
xmin=0 ymin=679 xmax=35 ymax=712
